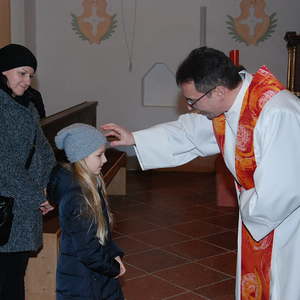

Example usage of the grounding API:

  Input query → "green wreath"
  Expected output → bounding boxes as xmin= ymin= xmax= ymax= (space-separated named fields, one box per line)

xmin=226 ymin=12 xmax=277 ymax=46
xmin=71 ymin=13 xmax=117 ymax=43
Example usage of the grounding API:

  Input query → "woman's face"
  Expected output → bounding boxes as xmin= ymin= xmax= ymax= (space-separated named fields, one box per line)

xmin=84 ymin=145 xmax=107 ymax=175
xmin=2 ymin=66 xmax=34 ymax=96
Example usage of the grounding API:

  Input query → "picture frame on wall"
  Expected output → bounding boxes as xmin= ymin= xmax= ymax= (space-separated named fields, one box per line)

xmin=142 ymin=62 xmax=180 ymax=107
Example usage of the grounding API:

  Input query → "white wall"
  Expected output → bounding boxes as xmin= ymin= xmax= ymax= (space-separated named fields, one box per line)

xmin=10 ymin=0 xmax=25 ymax=45
xmin=11 ymin=0 xmax=300 ymax=156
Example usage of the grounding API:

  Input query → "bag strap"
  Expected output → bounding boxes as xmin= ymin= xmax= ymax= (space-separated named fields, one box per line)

xmin=25 ymin=131 xmax=37 ymax=170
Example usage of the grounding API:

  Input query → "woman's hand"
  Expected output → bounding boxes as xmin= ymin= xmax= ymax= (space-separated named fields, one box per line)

xmin=114 ymin=256 xmax=126 ymax=278
xmin=100 ymin=123 xmax=135 ymax=147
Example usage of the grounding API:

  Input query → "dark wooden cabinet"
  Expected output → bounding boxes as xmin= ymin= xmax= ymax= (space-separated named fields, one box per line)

xmin=285 ymin=32 xmax=300 ymax=97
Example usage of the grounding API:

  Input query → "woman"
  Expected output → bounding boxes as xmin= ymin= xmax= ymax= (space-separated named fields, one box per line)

xmin=0 ymin=44 xmax=56 ymax=300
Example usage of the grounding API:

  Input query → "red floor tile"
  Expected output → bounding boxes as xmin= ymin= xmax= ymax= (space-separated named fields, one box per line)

xmin=198 ymin=252 xmax=237 ymax=277
xmin=204 ymin=214 xmax=238 ymax=230
xmin=195 ymin=278 xmax=236 ymax=299
xmin=114 ymin=171 xmax=238 ymax=300
xmin=201 ymin=202 xmax=238 ymax=215
xmin=109 ymin=195 xmax=141 ymax=210
xmin=112 ymin=231 xmax=123 ymax=238
xmin=124 ymin=249 xmax=188 ymax=273
xmin=212 ymin=296 xmax=235 ymax=300
xmin=166 ymin=292 xmax=207 ymax=299
xmin=201 ymin=231 xmax=238 ymax=251
xmin=154 ymin=262 xmax=229 ymax=290
xmin=121 ymin=263 xmax=147 ymax=281
xmin=180 ymin=205 xmax=227 ymax=221
xmin=141 ymin=210 xmax=198 ymax=227
xmin=114 ymin=218 xmax=160 ymax=235
xmin=114 ymin=235 xmax=153 ymax=254
xmin=131 ymin=228 xmax=190 ymax=247
xmin=168 ymin=220 xmax=228 ymax=239
xmin=122 ymin=275 xmax=185 ymax=300
xmin=114 ymin=202 xmax=162 ymax=220
xmin=164 ymin=239 xmax=227 ymax=260
xmin=140 ymin=193 xmax=208 ymax=211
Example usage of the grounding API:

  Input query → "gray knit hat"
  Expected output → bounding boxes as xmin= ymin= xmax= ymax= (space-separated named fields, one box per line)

xmin=55 ymin=123 xmax=107 ymax=163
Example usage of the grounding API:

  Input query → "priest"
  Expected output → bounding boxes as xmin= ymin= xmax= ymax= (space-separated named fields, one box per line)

xmin=102 ymin=47 xmax=300 ymax=300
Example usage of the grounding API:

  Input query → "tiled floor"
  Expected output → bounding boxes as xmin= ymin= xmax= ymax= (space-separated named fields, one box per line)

xmin=110 ymin=170 xmax=238 ymax=300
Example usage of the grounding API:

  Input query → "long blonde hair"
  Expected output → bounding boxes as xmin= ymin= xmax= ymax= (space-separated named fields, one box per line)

xmin=64 ymin=160 xmax=113 ymax=245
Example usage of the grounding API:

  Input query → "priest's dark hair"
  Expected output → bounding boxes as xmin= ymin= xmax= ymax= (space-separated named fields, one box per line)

xmin=176 ymin=47 xmax=242 ymax=93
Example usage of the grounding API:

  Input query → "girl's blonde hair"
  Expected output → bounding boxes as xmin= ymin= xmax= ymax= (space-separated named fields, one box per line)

xmin=64 ymin=159 xmax=113 ymax=245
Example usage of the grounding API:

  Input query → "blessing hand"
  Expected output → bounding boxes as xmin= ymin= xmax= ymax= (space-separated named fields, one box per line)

xmin=100 ymin=123 xmax=135 ymax=147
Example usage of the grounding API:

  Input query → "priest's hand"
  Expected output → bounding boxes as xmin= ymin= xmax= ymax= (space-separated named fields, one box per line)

xmin=100 ymin=123 xmax=135 ymax=146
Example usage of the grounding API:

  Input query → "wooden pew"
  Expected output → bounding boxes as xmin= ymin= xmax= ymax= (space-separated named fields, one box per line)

xmin=25 ymin=101 xmax=126 ymax=300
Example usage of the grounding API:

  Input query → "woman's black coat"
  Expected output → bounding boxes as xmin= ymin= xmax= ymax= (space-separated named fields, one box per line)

xmin=48 ymin=166 xmax=124 ymax=300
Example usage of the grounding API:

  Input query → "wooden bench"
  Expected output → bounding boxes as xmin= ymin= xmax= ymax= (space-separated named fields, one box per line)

xmin=25 ymin=102 xmax=126 ymax=300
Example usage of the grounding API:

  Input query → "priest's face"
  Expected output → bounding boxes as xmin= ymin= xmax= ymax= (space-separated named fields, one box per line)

xmin=2 ymin=66 xmax=34 ymax=97
xmin=181 ymin=81 xmax=226 ymax=120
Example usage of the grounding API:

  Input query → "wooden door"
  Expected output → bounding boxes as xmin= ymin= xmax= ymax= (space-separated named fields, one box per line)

xmin=0 ymin=0 xmax=11 ymax=47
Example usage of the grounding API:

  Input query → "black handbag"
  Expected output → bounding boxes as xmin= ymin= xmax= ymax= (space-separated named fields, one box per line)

xmin=0 ymin=131 xmax=37 ymax=246
xmin=0 ymin=196 xmax=14 ymax=246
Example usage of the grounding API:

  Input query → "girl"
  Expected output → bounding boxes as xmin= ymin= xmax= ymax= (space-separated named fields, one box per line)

xmin=48 ymin=123 xmax=125 ymax=300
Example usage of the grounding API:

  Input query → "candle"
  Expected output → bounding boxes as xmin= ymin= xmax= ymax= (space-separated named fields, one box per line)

xmin=229 ymin=49 xmax=239 ymax=66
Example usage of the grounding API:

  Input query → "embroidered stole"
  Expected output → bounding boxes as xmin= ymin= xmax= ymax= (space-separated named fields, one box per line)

xmin=212 ymin=66 xmax=284 ymax=300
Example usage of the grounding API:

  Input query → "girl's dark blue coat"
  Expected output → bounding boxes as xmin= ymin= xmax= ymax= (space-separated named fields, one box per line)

xmin=48 ymin=166 xmax=124 ymax=300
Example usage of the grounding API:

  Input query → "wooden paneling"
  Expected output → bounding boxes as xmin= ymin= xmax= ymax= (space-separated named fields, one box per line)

xmin=155 ymin=155 xmax=217 ymax=173
xmin=25 ymin=231 xmax=60 ymax=300
xmin=0 ymin=0 xmax=10 ymax=47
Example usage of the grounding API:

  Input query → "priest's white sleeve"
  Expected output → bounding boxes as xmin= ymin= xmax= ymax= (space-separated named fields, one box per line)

xmin=240 ymin=91 xmax=300 ymax=241
xmin=133 ymin=113 xmax=219 ymax=170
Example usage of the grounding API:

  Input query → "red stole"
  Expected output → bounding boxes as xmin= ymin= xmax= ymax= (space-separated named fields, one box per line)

xmin=212 ymin=66 xmax=284 ymax=300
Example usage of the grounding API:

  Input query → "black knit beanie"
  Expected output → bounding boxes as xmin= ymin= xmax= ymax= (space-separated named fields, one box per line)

xmin=0 ymin=44 xmax=37 ymax=72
